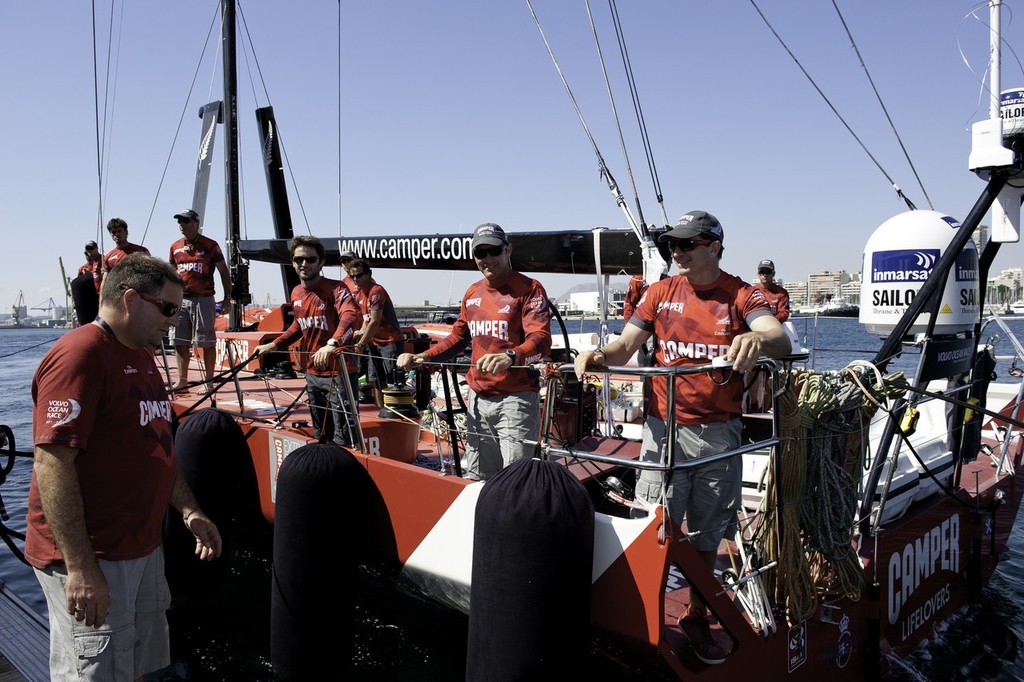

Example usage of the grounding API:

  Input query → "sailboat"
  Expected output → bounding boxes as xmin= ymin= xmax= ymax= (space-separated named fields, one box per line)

xmin=4 ymin=1 xmax=1024 ymax=680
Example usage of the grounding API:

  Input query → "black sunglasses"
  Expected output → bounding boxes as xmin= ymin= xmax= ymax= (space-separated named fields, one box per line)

xmin=664 ymin=237 xmax=713 ymax=252
xmin=473 ymin=245 xmax=504 ymax=259
xmin=292 ymin=255 xmax=319 ymax=265
xmin=137 ymin=291 xmax=180 ymax=318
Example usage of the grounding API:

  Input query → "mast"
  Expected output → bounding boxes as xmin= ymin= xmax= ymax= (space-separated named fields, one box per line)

xmin=221 ymin=0 xmax=245 ymax=328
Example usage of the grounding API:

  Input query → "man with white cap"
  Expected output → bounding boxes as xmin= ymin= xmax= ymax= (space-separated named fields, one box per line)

xmin=167 ymin=209 xmax=233 ymax=393
xmin=574 ymin=210 xmax=789 ymax=665
xmin=753 ymin=259 xmax=790 ymax=322
xmin=397 ymin=222 xmax=552 ymax=481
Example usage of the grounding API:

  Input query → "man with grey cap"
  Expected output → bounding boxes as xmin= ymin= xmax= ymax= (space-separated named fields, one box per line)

xmin=574 ymin=210 xmax=789 ymax=665
xmin=167 ymin=208 xmax=232 ymax=394
xmin=397 ymin=223 xmax=552 ymax=480
xmin=753 ymin=259 xmax=790 ymax=322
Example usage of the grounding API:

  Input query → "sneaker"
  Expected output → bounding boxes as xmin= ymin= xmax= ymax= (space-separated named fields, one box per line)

xmin=678 ymin=613 xmax=727 ymax=665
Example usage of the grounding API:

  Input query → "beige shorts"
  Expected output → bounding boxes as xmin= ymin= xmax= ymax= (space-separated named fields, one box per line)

xmin=35 ymin=546 xmax=171 ymax=680
xmin=635 ymin=417 xmax=742 ymax=551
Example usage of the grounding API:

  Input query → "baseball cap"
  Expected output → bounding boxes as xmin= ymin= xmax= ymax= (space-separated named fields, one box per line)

xmin=471 ymin=223 xmax=509 ymax=249
xmin=658 ymin=210 xmax=724 ymax=242
xmin=85 ymin=241 xmax=98 ymax=249
xmin=339 ymin=250 xmax=357 ymax=261
xmin=173 ymin=209 xmax=201 ymax=222
xmin=758 ymin=259 xmax=775 ymax=272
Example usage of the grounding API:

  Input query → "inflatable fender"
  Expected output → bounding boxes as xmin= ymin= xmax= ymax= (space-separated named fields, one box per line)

xmin=271 ymin=444 xmax=375 ymax=680
xmin=70 ymin=272 xmax=98 ymax=326
xmin=467 ymin=458 xmax=595 ymax=681
xmin=163 ymin=408 xmax=257 ymax=597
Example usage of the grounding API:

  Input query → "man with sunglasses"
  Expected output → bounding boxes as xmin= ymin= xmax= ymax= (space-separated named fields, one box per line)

xmin=27 ymin=253 xmax=222 ymax=680
xmin=347 ymin=259 xmax=406 ymax=405
xmin=752 ymin=259 xmax=791 ymax=322
xmin=253 ymin=236 xmax=361 ymax=446
xmin=167 ymin=209 xmax=233 ymax=394
xmin=573 ymin=210 xmax=789 ymax=665
xmin=397 ymin=222 xmax=551 ymax=481
xmin=78 ymin=241 xmax=103 ymax=293
xmin=102 ymin=217 xmax=150 ymax=274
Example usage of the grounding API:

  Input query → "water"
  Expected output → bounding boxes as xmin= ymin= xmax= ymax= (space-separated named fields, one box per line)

xmin=4 ymin=320 xmax=1024 ymax=680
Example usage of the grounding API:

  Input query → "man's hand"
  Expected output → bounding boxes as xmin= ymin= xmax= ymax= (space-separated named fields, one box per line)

xmin=573 ymin=349 xmax=606 ymax=382
xmin=184 ymin=511 xmax=222 ymax=561
xmin=476 ymin=352 xmax=514 ymax=376
xmin=725 ymin=331 xmax=765 ymax=373
xmin=397 ymin=353 xmax=425 ymax=371
xmin=66 ymin=561 xmax=110 ymax=628
xmin=253 ymin=342 xmax=276 ymax=357
xmin=311 ymin=345 xmax=337 ymax=370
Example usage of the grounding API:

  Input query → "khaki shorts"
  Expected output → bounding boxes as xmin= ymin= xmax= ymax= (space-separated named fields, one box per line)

xmin=635 ymin=417 xmax=742 ymax=551
xmin=464 ymin=390 xmax=541 ymax=481
xmin=35 ymin=546 xmax=171 ymax=680
xmin=170 ymin=295 xmax=216 ymax=348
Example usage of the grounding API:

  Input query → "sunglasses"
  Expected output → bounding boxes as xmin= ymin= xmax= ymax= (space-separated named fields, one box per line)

xmin=292 ymin=255 xmax=319 ymax=265
xmin=664 ymin=237 xmax=713 ymax=252
xmin=176 ymin=218 xmax=196 ymax=225
xmin=137 ymin=291 xmax=181 ymax=318
xmin=349 ymin=271 xmax=368 ymax=278
xmin=473 ymin=245 xmax=504 ymax=259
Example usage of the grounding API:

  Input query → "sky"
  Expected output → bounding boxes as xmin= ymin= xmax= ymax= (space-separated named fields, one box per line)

xmin=2 ymin=1 xmax=1023 ymax=311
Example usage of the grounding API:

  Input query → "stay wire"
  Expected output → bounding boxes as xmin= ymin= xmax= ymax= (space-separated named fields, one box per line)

xmin=585 ymin=0 xmax=647 ymax=232
xmin=525 ymin=0 xmax=644 ymax=240
xmin=830 ymin=0 xmax=932 ymax=210
xmin=607 ymin=0 xmax=670 ymax=227
xmin=138 ymin=4 xmax=220 ymax=247
xmin=236 ymin=4 xmax=313 ymax=236
xmin=748 ymin=0 xmax=917 ymax=211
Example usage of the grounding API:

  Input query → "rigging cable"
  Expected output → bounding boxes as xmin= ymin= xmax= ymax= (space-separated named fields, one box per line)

xmin=237 ymin=4 xmax=314 ymax=236
xmin=748 ymin=0 xmax=918 ymax=211
xmin=584 ymin=0 xmax=647 ymax=234
xmin=90 ymin=0 xmax=106 ymax=247
xmin=606 ymin=0 xmax=671 ymax=228
xmin=137 ymin=4 xmax=220 ymax=246
xmin=525 ymin=0 xmax=645 ymax=242
xmin=830 ymin=0 xmax=933 ymax=210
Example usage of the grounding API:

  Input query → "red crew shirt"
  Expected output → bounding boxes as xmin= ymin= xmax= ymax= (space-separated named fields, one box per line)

xmin=274 ymin=277 xmax=361 ymax=376
xmin=424 ymin=271 xmax=552 ymax=397
xmin=630 ymin=271 xmax=772 ymax=424
xmin=168 ymin=234 xmax=225 ymax=297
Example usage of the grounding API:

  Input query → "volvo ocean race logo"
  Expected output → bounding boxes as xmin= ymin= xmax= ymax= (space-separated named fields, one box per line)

xmin=871 ymin=249 xmax=939 ymax=283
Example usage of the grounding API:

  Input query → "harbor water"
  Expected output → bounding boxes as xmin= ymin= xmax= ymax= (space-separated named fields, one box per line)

xmin=2 ymin=319 xmax=1024 ymax=680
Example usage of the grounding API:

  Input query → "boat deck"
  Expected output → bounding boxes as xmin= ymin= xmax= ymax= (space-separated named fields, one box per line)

xmin=0 ymin=580 xmax=48 ymax=682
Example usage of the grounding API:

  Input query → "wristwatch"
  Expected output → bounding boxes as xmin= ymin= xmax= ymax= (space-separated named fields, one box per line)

xmin=327 ymin=339 xmax=340 ymax=348
xmin=504 ymin=349 xmax=517 ymax=362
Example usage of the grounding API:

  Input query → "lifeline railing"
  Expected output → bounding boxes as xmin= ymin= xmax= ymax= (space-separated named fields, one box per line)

xmin=529 ymin=359 xmax=784 ymax=479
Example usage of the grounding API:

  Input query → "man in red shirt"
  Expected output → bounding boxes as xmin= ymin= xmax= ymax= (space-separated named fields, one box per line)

xmin=254 ymin=236 xmax=361 ymax=446
xmin=102 ymin=217 xmax=150 ymax=273
xmin=339 ymin=250 xmax=359 ymax=297
xmin=622 ymin=274 xmax=647 ymax=323
xmin=28 ymin=253 xmax=221 ymax=680
xmin=752 ymin=259 xmax=791 ymax=322
xmin=398 ymin=223 xmax=552 ymax=481
xmin=349 ymin=259 xmax=406 ymax=405
xmin=167 ymin=209 xmax=233 ymax=393
xmin=77 ymin=241 xmax=103 ymax=292
xmin=574 ymin=210 xmax=789 ymax=665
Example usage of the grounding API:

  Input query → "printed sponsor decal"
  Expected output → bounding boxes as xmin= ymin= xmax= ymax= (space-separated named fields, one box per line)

xmin=268 ymin=432 xmax=308 ymax=502
xmin=885 ymin=511 xmax=960 ymax=642
xmin=788 ymin=622 xmax=807 ymax=672
xmin=870 ymin=249 xmax=940 ymax=283
xmin=47 ymin=398 xmax=81 ymax=427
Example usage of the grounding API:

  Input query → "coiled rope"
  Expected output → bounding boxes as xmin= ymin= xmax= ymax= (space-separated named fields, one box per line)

xmin=760 ymin=365 xmax=907 ymax=623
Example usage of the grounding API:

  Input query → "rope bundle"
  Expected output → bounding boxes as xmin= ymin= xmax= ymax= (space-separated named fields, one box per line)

xmin=759 ymin=365 xmax=906 ymax=623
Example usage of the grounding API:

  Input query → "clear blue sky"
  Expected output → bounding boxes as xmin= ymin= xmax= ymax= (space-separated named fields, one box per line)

xmin=2 ymin=1 xmax=1022 ymax=309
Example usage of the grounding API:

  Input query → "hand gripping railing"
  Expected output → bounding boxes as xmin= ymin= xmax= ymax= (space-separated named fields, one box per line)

xmin=532 ymin=359 xmax=783 ymax=478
